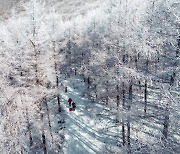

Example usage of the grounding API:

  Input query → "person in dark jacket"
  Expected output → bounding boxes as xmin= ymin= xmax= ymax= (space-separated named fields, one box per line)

xmin=65 ymin=87 xmax=67 ymax=92
xmin=72 ymin=102 xmax=76 ymax=111
xmin=68 ymin=98 xmax=72 ymax=107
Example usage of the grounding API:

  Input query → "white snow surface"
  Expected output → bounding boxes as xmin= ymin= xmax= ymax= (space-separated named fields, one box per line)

xmin=61 ymin=76 xmax=123 ymax=154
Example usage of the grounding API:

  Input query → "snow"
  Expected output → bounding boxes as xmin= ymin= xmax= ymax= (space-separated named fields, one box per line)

xmin=0 ymin=0 xmax=179 ymax=153
xmin=61 ymin=76 xmax=123 ymax=154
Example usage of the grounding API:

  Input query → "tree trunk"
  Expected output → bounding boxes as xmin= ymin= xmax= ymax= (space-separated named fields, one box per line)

xmin=123 ymin=54 xmax=126 ymax=64
xmin=122 ymin=118 xmax=126 ymax=146
xmin=75 ymin=67 xmax=77 ymax=75
xmin=88 ymin=77 xmax=90 ymax=89
xmin=162 ymin=104 xmax=170 ymax=141
xmin=127 ymin=118 xmax=131 ymax=153
xmin=117 ymin=95 xmax=120 ymax=108
xmin=146 ymin=59 xmax=149 ymax=73
xmin=57 ymin=95 xmax=61 ymax=112
xmin=116 ymin=85 xmax=120 ymax=123
xmin=106 ymin=87 xmax=108 ymax=105
xmin=30 ymin=40 xmax=39 ymax=84
xmin=139 ymin=80 xmax=141 ymax=91
xmin=127 ymin=120 xmax=130 ymax=144
xmin=39 ymin=100 xmax=47 ymax=154
xmin=42 ymin=131 xmax=47 ymax=154
xmin=56 ymin=74 xmax=59 ymax=87
xmin=127 ymin=82 xmax=132 ymax=152
xmin=122 ymin=82 xmax=126 ymax=146
xmin=116 ymin=85 xmax=120 ymax=108
xmin=31 ymin=3 xmax=39 ymax=84
xmin=144 ymin=80 xmax=147 ymax=113
xmin=135 ymin=55 xmax=138 ymax=70
xmin=53 ymin=41 xmax=61 ymax=112
xmin=128 ymin=82 xmax=132 ymax=110
xmin=122 ymin=82 xmax=125 ymax=107
xmin=44 ymin=99 xmax=54 ymax=144
xmin=25 ymin=108 xmax=33 ymax=146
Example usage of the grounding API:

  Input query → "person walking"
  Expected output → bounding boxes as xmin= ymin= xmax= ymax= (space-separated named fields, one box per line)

xmin=72 ymin=102 xmax=76 ymax=111
xmin=68 ymin=98 xmax=72 ymax=107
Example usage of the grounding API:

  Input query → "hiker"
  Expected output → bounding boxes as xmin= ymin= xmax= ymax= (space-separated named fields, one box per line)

xmin=72 ymin=102 xmax=76 ymax=111
xmin=65 ymin=87 xmax=67 ymax=93
xmin=68 ymin=98 xmax=72 ymax=107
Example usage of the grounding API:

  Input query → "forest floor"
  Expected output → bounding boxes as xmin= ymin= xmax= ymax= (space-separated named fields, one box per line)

xmin=58 ymin=75 xmax=180 ymax=154
xmin=61 ymin=76 xmax=123 ymax=154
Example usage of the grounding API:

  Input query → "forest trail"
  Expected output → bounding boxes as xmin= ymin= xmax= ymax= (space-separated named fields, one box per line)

xmin=61 ymin=77 xmax=121 ymax=154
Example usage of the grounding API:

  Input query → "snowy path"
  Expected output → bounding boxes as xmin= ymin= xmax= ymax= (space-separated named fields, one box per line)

xmin=61 ymin=77 xmax=118 ymax=154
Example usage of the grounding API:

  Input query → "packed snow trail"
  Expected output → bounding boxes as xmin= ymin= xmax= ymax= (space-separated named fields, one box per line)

xmin=61 ymin=77 xmax=121 ymax=154
xmin=61 ymin=78 xmax=104 ymax=154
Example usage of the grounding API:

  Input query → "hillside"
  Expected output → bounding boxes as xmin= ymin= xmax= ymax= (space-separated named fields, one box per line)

xmin=0 ymin=0 xmax=179 ymax=154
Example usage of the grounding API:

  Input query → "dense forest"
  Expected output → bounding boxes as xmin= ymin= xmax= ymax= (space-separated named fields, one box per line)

xmin=0 ymin=0 xmax=179 ymax=153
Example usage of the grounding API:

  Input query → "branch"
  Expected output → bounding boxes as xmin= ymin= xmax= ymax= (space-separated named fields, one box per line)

xmin=29 ymin=39 xmax=35 ymax=47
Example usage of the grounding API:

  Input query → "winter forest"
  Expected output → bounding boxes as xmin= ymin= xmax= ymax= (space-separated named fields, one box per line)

xmin=0 ymin=0 xmax=179 ymax=153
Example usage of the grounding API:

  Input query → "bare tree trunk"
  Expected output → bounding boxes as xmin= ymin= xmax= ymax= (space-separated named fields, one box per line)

xmin=146 ymin=58 xmax=149 ymax=73
xmin=127 ymin=82 xmax=132 ymax=151
xmin=116 ymin=85 xmax=120 ymax=108
xmin=31 ymin=3 xmax=39 ymax=85
xmin=75 ymin=67 xmax=77 ymax=75
xmin=123 ymin=54 xmax=126 ymax=64
xmin=116 ymin=85 xmax=120 ymax=123
xmin=135 ymin=55 xmax=138 ymax=70
xmin=144 ymin=80 xmax=147 ymax=113
xmin=30 ymin=40 xmax=39 ymax=85
xmin=44 ymin=99 xmax=54 ymax=144
xmin=128 ymin=82 xmax=132 ymax=110
xmin=87 ymin=77 xmax=90 ymax=89
xmin=122 ymin=82 xmax=125 ymax=107
xmin=25 ymin=108 xmax=33 ymax=146
xmin=42 ymin=131 xmax=47 ymax=154
xmin=122 ymin=82 xmax=126 ymax=146
xmin=127 ymin=118 xmax=131 ymax=147
xmin=162 ymin=104 xmax=170 ymax=142
xmin=122 ymin=118 xmax=126 ymax=146
xmin=106 ymin=87 xmax=108 ymax=106
xmin=57 ymin=95 xmax=61 ymax=112
xmin=138 ymin=80 xmax=141 ymax=91
xmin=39 ymin=100 xmax=47 ymax=154
xmin=117 ymin=95 xmax=120 ymax=108
xmin=53 ymin=41 xmax=61 ymax=112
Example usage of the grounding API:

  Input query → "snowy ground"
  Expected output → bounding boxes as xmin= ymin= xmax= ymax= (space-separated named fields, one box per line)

xmin=61 ymin=76 xmax=123 ymax=154
xmin=58 ymin=75 xmax=180 ymax=154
